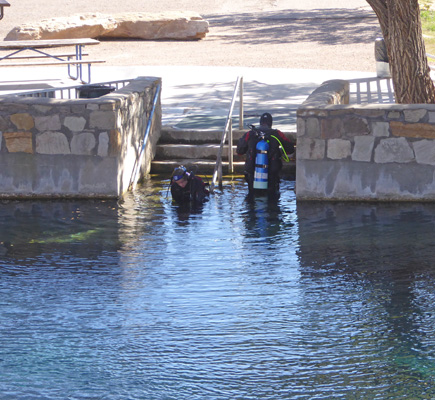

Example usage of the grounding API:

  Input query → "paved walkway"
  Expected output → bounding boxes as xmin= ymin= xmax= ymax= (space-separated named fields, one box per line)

xmin=0 ymin=64 xmax=399 ymax=134
xmin=86 ymin=65 xmax=397 ymax=133
xmin=0 ymin=64 xmax=391 ymax=133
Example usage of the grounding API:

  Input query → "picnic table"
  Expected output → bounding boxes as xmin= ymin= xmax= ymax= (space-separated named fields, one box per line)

xmin=0 ymin=0 xmax=10 ymax=20
xmin=0 ymin=38 xmax=104 ymax=83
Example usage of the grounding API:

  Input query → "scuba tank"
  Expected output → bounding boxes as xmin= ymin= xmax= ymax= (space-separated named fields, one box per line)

xmin=253 ymin=137 xmax=269 ymax=189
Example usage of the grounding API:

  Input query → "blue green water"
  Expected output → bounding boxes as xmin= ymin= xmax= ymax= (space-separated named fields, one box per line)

xmin=1 ymin=178 xmax=435 ymax=399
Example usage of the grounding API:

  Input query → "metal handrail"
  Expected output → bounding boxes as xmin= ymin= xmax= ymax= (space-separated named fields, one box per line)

xmin=128 ymin=83 xmax=161 ymax=191
xmin=210 ymin=76 xmax=243 ymax=193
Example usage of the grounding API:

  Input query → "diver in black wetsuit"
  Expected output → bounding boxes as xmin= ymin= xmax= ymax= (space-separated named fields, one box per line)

xmin=170 ymin=166 xmax=209 ymax=205
xmin=237 ymin=113 xmax=294 ymax=197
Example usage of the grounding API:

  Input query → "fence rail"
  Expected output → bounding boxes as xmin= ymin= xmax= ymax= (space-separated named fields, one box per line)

xmin=0 ymin=79 xmax=133 ymax=99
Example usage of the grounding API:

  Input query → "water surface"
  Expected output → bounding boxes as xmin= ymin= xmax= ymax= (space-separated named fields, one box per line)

xmin=1 ymin=179 xmax=435 ymax=399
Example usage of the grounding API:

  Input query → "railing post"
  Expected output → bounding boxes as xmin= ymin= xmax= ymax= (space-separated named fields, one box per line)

xmin=228 ymin=119 xmax=233 ymax=174
xmin=218 ymin=159 xmax=223 ymax=190
xmin=239 ymin=76 xmax=244 ymax=130
xmin=128 ymin=83 xmax=161 ymax=191
xmin=210 ymin=76 xmax=243 ymax=193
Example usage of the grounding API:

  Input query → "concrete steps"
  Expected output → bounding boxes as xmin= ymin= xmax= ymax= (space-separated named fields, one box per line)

xmin=151 ymin=127 xmax=296 ymax=179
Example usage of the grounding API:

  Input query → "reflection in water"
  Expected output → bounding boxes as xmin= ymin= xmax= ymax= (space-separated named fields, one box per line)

xmin=297 ymin=202 xmax=435 ymax=397
xmin=1 ymin=181 xmax=435 ymax=399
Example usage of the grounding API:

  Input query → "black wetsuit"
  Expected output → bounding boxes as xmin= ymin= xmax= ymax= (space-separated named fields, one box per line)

xmin=171 ymin=174 xmax=209 ymax=204
xmin=236 ymin=125 xmax=294 ymax=194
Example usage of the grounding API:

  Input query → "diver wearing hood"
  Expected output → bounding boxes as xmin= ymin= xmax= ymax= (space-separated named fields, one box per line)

xmin=236 ymin=113 xmax=294 ymax=196
xmin=170 ymin=166 xmax=209 ymax=204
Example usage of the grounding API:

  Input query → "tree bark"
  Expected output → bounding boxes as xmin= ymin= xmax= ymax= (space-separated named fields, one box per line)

xmin=367 ymin=0 xmax=435 ymax=104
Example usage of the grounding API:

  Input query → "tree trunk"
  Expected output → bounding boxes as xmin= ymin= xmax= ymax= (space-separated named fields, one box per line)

xmin=367 ymin=0 xmax=435 ymax=104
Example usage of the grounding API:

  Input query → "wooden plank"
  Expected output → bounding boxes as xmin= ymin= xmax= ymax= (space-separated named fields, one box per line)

xmin=0 ymin=39 xmax=100 ymax=49
xmin=0 ymin=59 xmax=105 ymax=67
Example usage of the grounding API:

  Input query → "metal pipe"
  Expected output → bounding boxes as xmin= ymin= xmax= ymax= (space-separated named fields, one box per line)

xmin=210 ymin=76 xmax=242 ymax=193
xmin=128 ymin=83 xmax=161 ymax=191
xmin=239 ymin=76 xmax=244 ymax=130
xmin=228 ymin=119 xmax=233 ymax=174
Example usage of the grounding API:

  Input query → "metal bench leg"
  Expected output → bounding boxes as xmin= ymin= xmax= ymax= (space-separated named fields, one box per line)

xmin=79 ymin=63 xmax=92 ymax=84
xmin=67 ymin=57 xmax=80 ymax=80
xmin=68 ymin=44 xmax=84 ymax=81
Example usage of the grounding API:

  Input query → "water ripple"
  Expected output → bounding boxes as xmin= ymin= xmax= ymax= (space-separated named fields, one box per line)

xmin=1 ymin=180 xmax=435 ymax=398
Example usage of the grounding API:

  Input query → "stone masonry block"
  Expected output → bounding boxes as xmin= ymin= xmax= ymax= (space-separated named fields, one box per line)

xmin=109 ymin=130 xmax=121 ymax=156
xmin=35 ymin=115 xmax=61 ymax=132
xmin=374 ymin=137 xmax=414 ymax=163
xmin=297 ymin=109 xmax=328 ymax=118
xmin=10 ymin=113 xmax=34 ymax=130
xmin=86 ymin=103 xmax=99 ymax=111
xmin=343 ymin=116 xmax=369 ymax=137
xmin=36 ymin=131 xmax=70 ymax=154
xmin=0 ymin=116 xmax=8 ymax=131
xmin=32 ymin=105 xmax=52 ymax=114
xmin=64 ymin=116 xmax=87 ymax=132
xmin=71 ymin=104 xmax=87 ymax=113
xmin=404 ymin=109 xmax=427 ymax=123
xmin=327 ymin=139 xmax=351 ymax=160
xmin=412 ymin=140 xmax=435 ymax=166
xmin=4 ymin=131 xmax=33 ymax=153
xmin=98 ymin=132 xmax=109 ymax=157
xmin=354 ymin=109 xmax=385 ymax=118
xmin=388 ymin=111 xmax=401 ymax=119
xmin=296 ymin=118 xmax=305 ymax=137
xmin=0 ymin=103 xmax=29 ymax=113
xmin=305 ymin=117 xmax=321 ymax=138
xmin=71 ymin=132 xmax=96 ymax=155
xmin=89 ymin=110 xmax=117 ymax=130
xmin=391 ymin=121 xmax=435 ymax=139
xmin=57 ymin=106 xmax=71 ymax=114
xmin=352 ymin=135 xmax=375 ymax=162
xmin=321 ymin=118 xmax=343 ymax=139
xmin=372 ymin=121 xmax=390 ymax=137
xmin=329 ymin=108 xmax=354 ymax=117
xmin=297 ymin=138 xmax=326 ymax=160
xmin=99 ymin=102 xmax=118 ymax=111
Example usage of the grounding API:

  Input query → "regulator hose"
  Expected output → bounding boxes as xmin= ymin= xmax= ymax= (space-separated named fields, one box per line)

xmin=271 ymin=135 xmax=290 ymax=162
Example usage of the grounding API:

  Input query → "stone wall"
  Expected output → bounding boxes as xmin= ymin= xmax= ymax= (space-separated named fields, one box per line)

xmin=296 ymin=79 xmax=435 ymax=201
xmin=0 ymin=76 xmax=161 ymax=199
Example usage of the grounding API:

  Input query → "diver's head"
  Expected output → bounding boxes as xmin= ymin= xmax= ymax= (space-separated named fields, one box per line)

xmin=259 ymin=112 xmax=273 ymax=128
xmin=172 ymin=166 xmax=189 ymax=187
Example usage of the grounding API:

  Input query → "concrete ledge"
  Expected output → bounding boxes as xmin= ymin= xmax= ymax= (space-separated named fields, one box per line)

xmin=301 ymin=79 xmax=349 ymax=107
xmin=0 ymin=76 xmax=161 ymax=199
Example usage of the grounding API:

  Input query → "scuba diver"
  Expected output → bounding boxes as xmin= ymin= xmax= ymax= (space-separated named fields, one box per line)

xmin=236 ymin=112 xmax=295 ymax=197
xmin=170 ymin=166 xmax=209 ymax=205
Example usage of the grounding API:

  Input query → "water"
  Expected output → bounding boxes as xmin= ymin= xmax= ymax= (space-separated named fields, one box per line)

xmin=1 ymin=178 xmax=435 ymax=399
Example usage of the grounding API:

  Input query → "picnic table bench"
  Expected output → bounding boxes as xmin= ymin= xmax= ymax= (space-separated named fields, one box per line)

xmin=0 ymin=0 xmax=10 ymax=20
xmin=0 ymin=38 xmax=104 ymax=83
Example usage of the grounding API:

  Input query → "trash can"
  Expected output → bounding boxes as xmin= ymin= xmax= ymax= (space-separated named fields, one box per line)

xmin=77 ymin=85 xmax=115 ymax=99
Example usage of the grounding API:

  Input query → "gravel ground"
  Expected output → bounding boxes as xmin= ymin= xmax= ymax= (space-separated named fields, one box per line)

xmin=0 ymin=0 xmax=381 ymax=71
